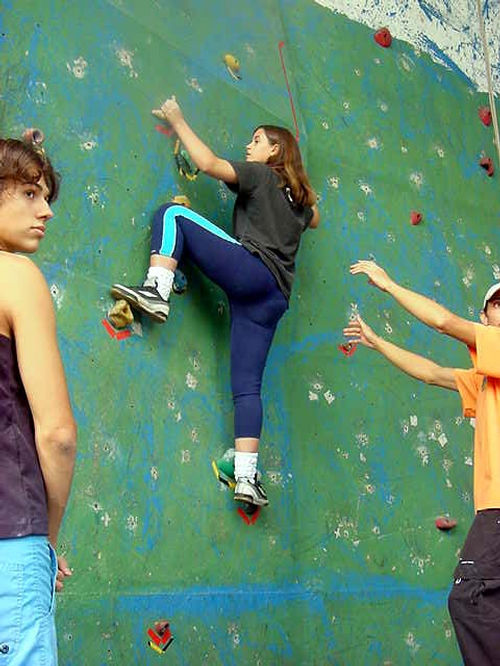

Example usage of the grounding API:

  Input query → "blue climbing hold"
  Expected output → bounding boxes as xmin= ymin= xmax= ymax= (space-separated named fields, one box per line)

xmin=173 ymin=269 xmax=188 ymax=294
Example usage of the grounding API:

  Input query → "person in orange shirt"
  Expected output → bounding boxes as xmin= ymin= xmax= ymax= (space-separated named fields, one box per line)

xmin=345 ymin=260 xmax=500 ymax=666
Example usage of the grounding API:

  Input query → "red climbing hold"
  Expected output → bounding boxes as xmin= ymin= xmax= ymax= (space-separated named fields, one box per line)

xmin=101 ymin=319 xmax=132 ymax=341
xmin=147 ymin=620 xmax=173 ymax=653
xmin=237 ymin=506 xmax=261 ymax=525
xmin=435 ymin=516 xmax=457 ymax=531
xmin=478 ymin=106 xmax=492 ymax=126
xmin=374 ymin=28 xmax=392 ymax=48
xmin=338 ymin=342 xmax=357 ymax=357
xmin=410 ymin=211 xmax=422 ymax=226
xmin=155 ymin=124 xmax=174 ymax=137
xmin=479 ymin=156 xmax=494 ymax=177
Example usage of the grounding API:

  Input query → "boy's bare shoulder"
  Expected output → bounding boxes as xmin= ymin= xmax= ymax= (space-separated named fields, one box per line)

xmin=0 ymin=252 xmax=45 ymax=285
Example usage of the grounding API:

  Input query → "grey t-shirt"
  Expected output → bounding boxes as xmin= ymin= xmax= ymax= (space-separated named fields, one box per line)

xmin=226 ymin=160 xmax=313 ymax=300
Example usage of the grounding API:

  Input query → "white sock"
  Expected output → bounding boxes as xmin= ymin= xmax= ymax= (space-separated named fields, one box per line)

xmin=145 ymin=266 xmax=174 ymax=301
xmin=234 ymin=451 xmax=258 ymax=481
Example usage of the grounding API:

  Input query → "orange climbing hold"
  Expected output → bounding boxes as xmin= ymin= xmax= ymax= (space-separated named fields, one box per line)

xmin=374 ymin=28 xmax=392 ymax=48
xmin=410 ymin=211 xmax=422 ymax=226
xmin=479 ymin=156 xmax=494 ymax=177
xmin=478 ymin=106 xmax=492 ymax=126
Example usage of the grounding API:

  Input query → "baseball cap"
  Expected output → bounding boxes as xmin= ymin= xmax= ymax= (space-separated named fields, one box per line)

xmin=482 ymin=283 xmax=500 ymax=310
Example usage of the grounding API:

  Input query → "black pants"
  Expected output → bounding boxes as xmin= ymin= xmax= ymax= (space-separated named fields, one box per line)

xmin=448 ymin=510 xmax=500 ymax=665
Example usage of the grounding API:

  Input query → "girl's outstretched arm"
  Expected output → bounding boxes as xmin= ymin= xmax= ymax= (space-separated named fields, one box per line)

xmin=153 ymin=96 xmax=237 ymax=183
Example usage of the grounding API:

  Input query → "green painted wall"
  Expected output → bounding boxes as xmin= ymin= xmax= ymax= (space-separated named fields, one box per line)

xmin=1 ymin=0 xmax=499 ymax=663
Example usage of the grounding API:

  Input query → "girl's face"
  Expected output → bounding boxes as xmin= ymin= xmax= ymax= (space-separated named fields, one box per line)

xmin=0 ymin=178 xmax=53 ymax=254
xmin=245 ymin=128 xmax=278 ymax=164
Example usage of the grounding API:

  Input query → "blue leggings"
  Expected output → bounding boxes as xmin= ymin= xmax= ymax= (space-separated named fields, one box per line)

xmin=151 ymin=204 xmax=288 ymax=439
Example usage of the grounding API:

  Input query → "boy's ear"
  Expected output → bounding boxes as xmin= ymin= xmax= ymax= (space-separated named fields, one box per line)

xmin=479 ymin=309 xmax=488 ymax=325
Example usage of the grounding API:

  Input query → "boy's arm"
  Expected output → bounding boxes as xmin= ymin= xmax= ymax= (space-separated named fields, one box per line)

xmin=5 ymin=258 xmax=77 ymax=548
xmin=152 ymin=96 xmax=237 ymax=183
xmin=350 ymin=260 xmax=476 ymax=347
xmin=343 ymin=316 xmax=458 ymax=390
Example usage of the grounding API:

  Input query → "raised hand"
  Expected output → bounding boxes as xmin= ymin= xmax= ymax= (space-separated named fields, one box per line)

xmin=350 ymin=260 xmax=394 ymax=292
xmin=343 ymin=315 xmax=378 ymax=349
xmin=152 ymin=95 xmax=184 ymax=126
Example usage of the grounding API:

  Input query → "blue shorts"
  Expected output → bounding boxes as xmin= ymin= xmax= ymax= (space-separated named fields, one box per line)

xmin=0 ymin=536 xmax=58 ymax=665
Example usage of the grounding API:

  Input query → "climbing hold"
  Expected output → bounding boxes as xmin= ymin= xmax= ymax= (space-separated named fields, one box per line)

xmin=435 ymin=516 xmax=457 ymax=531
xmin=479 ymin=156 xmax=494 ymax=177
xmin=147 ymin=620 xmax=173 ymax=653
xmin=374 ymin=28 xmax=392 ymax=48
xmin=108 ymin=299 xmax=134 ymax=328
xmin=155 ymin=124 xmax=174 ymax=137
xmin=22 ymin=127 xmax=45 ymax=145
xmin=153 ymin=620 xmax=171 ymax=636
xmin=237 ymin=505 xmax=261 ymax=524
xmin=171 ymin=194 xmax=191 ymax=208
xmin=101 ymin=319 xmax=132 ymax=340
xmin=478 ymin=106 xmax=492 ymax=126
xmin=223 ymin=53 xmax=241 ymax=80
xmin=338 ymin=342 xmax=357 ymax=357
xmin=174 ymin=139 xmax=199 ymax=181
xmin=410 ymin=211 xmax=422 ymax=226
xmin=212 ymin=448 xmax=236 ymax=489
xmin=172 ymin=269 xmax=188 ymax=294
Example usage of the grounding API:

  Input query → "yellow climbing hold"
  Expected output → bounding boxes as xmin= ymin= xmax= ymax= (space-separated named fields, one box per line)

xmin=223 ymin=53 xmax=241 ymax=80
xmin=108 ymin=299 xmax=134 ymax=328
xmin=171 ymin=194 xmax=191 ymax=208
xmin=148 ymin=642 xmax=164 ymax=655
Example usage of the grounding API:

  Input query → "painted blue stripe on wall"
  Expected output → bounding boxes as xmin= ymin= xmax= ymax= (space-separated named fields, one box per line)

xmin=113 ymin=574 xmax=449 ymax=617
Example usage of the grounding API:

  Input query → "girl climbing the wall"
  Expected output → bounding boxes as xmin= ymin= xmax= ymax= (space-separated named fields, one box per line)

xmin=111 ymin=96 xmax=319 ymax=507
xmin=0 ymin=136 xmax=77 ymax=663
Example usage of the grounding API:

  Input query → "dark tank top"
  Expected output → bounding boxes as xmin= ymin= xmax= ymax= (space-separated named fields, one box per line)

xmin=0 ymin=334 xmax=48 ymax=538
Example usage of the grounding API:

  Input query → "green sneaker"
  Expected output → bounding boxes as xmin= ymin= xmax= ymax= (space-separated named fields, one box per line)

xmin=211 ymin=448 xmax=236 ymax=489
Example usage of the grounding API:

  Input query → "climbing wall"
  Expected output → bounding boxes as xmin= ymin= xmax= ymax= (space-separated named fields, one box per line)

xmin=1 ymin=0 xmax=499 ymax=663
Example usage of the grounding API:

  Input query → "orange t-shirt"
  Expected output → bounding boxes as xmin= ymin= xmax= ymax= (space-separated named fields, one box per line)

xmin=454 ymin=323 xmax=500 ymax=511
